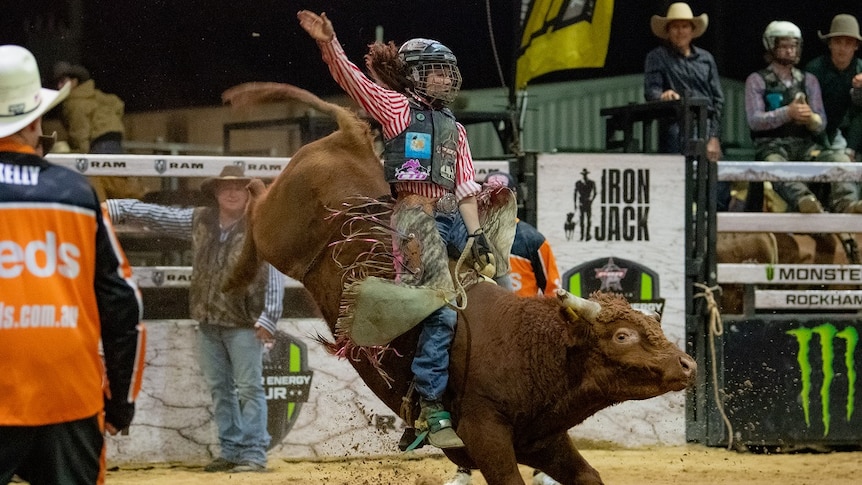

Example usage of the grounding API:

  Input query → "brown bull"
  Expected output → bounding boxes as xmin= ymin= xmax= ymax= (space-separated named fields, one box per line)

xmin=223 ymin=83 xmax=696 ymax=485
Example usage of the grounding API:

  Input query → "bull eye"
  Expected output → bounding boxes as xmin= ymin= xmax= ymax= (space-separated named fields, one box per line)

xmin=613 ymin=328 xmax=639 ymax=344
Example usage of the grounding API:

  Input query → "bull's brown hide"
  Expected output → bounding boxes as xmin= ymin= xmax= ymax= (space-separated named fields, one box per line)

xmin=222 ymin=82 xmax=696 ymax=485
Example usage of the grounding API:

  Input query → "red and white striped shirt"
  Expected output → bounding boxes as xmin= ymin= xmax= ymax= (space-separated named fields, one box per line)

xmin=319 ymin=36 xmax=482 ymax=201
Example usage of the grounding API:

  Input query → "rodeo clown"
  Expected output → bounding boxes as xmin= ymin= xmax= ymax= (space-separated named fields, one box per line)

xmin=298 ymin=10 xmax=502 ymax=449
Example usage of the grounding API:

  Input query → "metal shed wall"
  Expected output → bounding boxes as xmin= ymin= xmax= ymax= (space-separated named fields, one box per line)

xmin=461 ymin=74 xmax=749 ymax=158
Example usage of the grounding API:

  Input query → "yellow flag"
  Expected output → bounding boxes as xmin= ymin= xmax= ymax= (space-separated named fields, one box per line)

xmin=516 ymin=0 xmax=614 ymax=89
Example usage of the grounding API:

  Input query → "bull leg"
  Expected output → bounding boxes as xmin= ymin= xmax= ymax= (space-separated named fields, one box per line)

xmin=457 ymin=415 xmax=524 ymax=485
xmin=520 ymin=432 xmax=603 ymax=485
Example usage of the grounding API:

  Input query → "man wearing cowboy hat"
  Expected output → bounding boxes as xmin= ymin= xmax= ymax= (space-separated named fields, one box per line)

xmin=805 ymin=14 xmax=862 ymax=160
xmin=0 ymin=45 xmax=145 ymax=484
xmin=644 ymin=2 xmax=724 ymax=163
xmin=105 ymin=165 xmax=285 ymax=473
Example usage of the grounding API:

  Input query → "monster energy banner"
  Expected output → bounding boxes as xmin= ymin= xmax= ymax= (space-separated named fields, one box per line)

xmin=723 ymin=318 xmax=861 ymax=444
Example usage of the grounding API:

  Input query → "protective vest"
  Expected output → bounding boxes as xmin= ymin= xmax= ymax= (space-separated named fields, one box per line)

xmin=188 ymin=207 xmax=268 ymax=327
xmin=383 ymin=100 xmax=457 ymax=191
xmin=751 ymin=67 xmax=811 ymax=140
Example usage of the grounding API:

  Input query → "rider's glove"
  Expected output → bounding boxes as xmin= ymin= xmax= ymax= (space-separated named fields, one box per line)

xmin=469 ymin=228 xmax=496 ymax=278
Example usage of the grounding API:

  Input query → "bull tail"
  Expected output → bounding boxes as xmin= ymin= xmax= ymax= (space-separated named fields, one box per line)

xmin=222 ymin=179 xmax=267 ymax=293
xmin=222 ymin=82 xmax=369 ymax=142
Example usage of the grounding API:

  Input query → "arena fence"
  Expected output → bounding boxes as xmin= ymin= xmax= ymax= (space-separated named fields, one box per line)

xmin=717 ymin=161 xmax=862 ymax=312
xmin=45 ymin=153 xmax=511 ymax=292
xmin=703 ymin=160 xmax=862 ymax=450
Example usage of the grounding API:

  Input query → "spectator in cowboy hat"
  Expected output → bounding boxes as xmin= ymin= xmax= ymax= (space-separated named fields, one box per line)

xmin=104 ymin=164 xmax=285 ymax=473
xmin=644 ymin=2 xmax=724 ymax=164
xmin=805 ymin=14 xmax=862 ymax=160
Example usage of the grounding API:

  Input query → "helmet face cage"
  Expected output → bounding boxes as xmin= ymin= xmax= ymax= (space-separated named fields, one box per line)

xmin=400 ymin=38 xmax=462 ymax=105
xmin=408 ymin=62 xmax=462 ymax=105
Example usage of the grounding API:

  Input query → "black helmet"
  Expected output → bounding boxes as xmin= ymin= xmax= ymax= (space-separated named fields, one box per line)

xmin=398 ymin=38 xmax=458 ymax=66
xmin=398 ymin=38 xmax=461 ymax=105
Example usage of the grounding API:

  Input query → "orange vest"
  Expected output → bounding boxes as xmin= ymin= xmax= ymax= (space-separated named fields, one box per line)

xmin=1 ymin=142 xmax=143 ymax=426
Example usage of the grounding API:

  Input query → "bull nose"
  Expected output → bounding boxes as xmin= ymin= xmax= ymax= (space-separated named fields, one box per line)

xmin=679 ymin=355 xmax=697 ymax=379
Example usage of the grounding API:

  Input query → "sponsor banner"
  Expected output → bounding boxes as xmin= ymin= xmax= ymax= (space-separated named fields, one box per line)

xmin=46 ymin=154 xmax=288 ymax=178
xmin=536 ymin=153 xmax=687 ymax=445
xmin=44 ymin=155 xmax=509 ymax=183
xmin=536 ymin=153 xmax=684 ymax=333
xmin=263 ymin=330 xmax=313 ymax=447
xmin=517 ymin=0 xmax=614 ymax=89
xmin=106 ymin=319 xmax=434 ymax=464
xmin=131 ymin=266 xmax=303 ymax=288
xmin=723 ymin=318 xmax=861 ymax=443
xmin=718 ymin=263 xmax=862 ymax=285
xmin=473 ymin=160 xmax=511 ymax=181
xmin=757 ymin=290 xmax=862 ymax=310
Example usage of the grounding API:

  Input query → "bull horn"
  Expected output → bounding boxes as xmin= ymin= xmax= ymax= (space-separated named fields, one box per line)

xmin=555 ymin=289 xmax=602 ymax=322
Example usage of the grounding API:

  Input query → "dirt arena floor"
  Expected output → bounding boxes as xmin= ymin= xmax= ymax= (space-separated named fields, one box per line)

xmin=105 ymin=444 xmax=859 ymax=484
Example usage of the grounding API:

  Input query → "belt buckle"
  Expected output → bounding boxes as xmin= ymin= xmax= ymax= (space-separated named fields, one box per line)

xmin=435 ymin=193 xmax=458 ymax=214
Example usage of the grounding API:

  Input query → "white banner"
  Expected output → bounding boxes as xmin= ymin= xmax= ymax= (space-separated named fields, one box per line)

xmin=536 ymin=153 xmax=689 ymax=446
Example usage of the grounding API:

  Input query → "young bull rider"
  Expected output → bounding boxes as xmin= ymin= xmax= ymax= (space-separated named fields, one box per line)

xmin=298 ymin=10 xmax=500 ymax=449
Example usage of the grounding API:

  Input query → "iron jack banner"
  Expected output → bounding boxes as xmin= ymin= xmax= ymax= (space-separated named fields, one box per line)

xmin=537 ymin=153 xmax=683 ymax=331
xmin=536 ymin=153 xmax=687 ymax=442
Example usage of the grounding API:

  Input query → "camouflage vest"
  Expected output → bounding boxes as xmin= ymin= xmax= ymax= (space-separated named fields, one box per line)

xmin=383 ymin=100 xmax=457 ymax=190
xmin=188 ymin=207 xmax=268 ymax=327
xmin=751 ymin=67 xmax=811 ymax=140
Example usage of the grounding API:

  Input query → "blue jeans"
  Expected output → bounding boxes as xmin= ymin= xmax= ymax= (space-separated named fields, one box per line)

xmin=198 ymin=323 xmax=269 ymax=465
xmin=411 ymin=210 xmax=466 ymax=401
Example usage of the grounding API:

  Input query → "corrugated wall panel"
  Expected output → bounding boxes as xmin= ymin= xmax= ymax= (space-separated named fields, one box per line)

xmin=461 ymin=75 xmax=748 ymax=157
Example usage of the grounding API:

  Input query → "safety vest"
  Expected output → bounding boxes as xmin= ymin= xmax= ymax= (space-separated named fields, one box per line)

xmin=751 ymin=67 xmax=811 ymax=140
xmin=383 ymin=100 xmax=456 ymax=191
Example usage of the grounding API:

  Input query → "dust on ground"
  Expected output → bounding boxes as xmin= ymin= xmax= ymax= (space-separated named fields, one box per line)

xmin=104 ymin=444 xmax=859 ymax=484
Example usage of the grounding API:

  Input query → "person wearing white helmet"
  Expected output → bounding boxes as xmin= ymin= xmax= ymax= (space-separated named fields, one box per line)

xmin=744 ymin=20 xmax=861 ymax=214
xmin=298 ymin=10 xmax=500 ymax=450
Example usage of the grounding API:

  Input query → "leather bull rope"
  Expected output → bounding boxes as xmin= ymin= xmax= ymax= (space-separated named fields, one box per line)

xmin=694 ymin=282 xmax=735 ymax=450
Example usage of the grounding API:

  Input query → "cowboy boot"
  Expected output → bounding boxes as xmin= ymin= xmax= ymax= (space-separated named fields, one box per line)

xmin=417 ymin=399 xmax=464 ymax=449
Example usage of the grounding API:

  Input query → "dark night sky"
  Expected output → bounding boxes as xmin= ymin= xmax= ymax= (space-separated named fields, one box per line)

xmin=3 ymin=1 xmax=862 ymax=112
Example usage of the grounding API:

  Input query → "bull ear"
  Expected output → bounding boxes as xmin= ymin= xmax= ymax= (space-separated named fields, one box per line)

xmin=555 ymin=289 xmax=601 ymax=322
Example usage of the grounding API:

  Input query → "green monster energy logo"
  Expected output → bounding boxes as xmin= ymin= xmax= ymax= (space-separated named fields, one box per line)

xmin=786 ymin=324 xmax=858 ymax=436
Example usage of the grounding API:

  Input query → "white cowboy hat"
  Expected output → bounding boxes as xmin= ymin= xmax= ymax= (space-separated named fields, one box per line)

xmin=818 ymin=14 xmax=862 ymax=42
xmin=651 ymin=3 xmax=709 ymax=40
xmin=0 ymin=45 xmax=70 ymax=138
